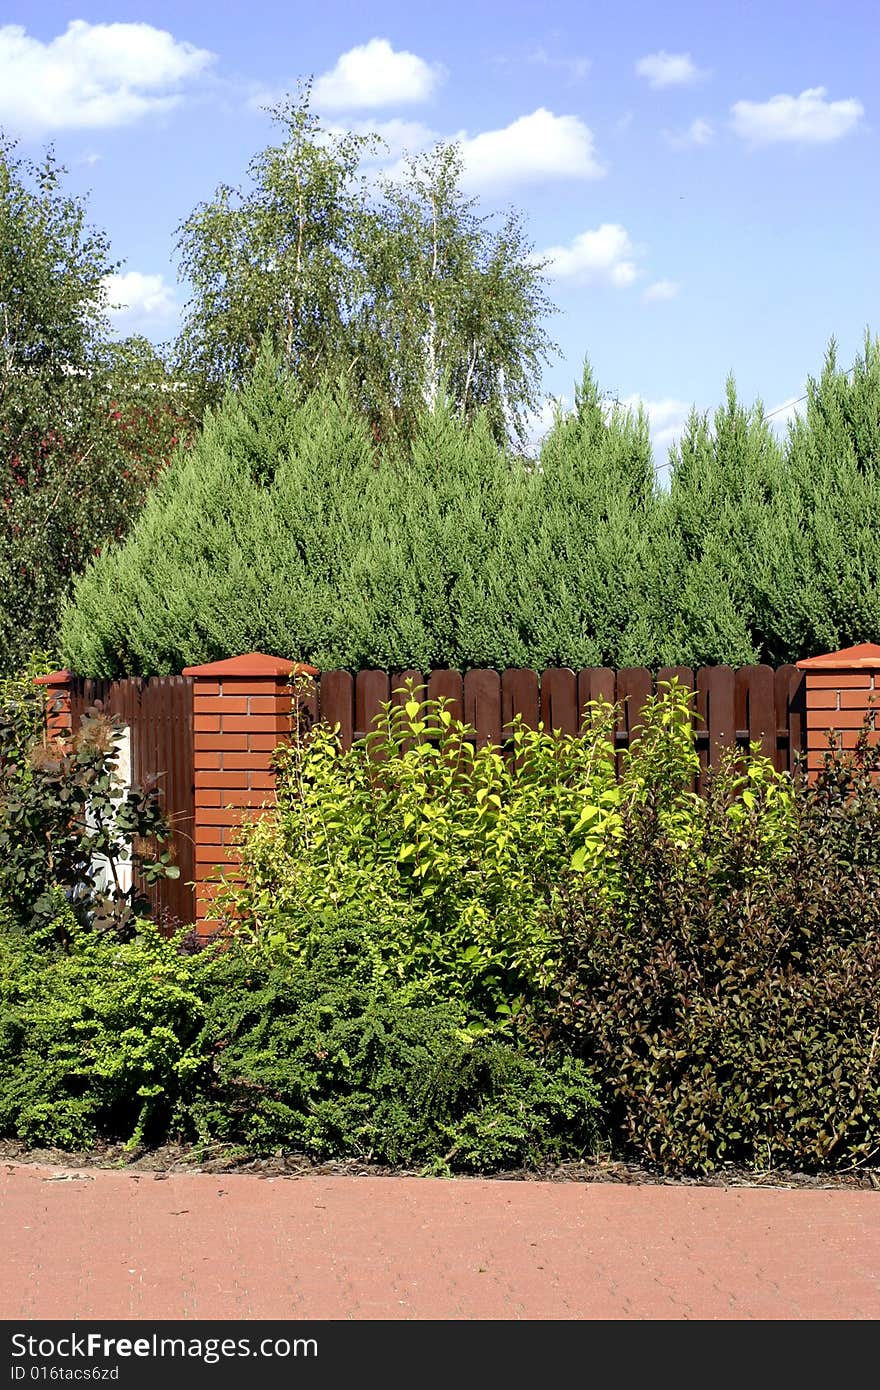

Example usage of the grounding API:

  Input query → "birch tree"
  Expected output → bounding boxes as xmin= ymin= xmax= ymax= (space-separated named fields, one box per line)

xmin=174 ymin=89 xmax=555 ymax=446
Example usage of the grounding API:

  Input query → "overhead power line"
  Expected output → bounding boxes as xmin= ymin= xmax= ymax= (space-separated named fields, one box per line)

xmin=761 ymin=391 xmax=809 ymax=422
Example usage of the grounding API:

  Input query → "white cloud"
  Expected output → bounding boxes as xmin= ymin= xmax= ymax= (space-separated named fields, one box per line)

xmin=458 ymin=108 xmax=605 ymax=190
xmin=636 ymin=51 xmax=707 ymax=89
xmin=664 ymin=117 xmax=714 ymax=149
xmin=731 ymin=87 xmax=864 ymax=145
xmin=538 ymin=224 xmax=639 ymax=287
xmin=103 ymin=272 xmax=176 ymax=321
xmin=0 ymin=20 xmax=213 ymax=132
xmin=312 ymin=38 xmax=443 ymax=109
xmin=643 ymin=278 xmax=681 ymax=302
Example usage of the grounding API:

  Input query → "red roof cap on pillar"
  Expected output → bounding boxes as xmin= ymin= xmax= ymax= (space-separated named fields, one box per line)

xmin=797 ymin=642 xmax=880 ymax=671
xmin=34 ymin=669 xmax=72 ymax=686
xmin=182 ymin=652 xmax=319 ymax=678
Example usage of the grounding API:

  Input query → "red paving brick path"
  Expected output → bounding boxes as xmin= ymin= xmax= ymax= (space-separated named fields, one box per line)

xmin=1 ymin=1163 xmax=877 ymax=1320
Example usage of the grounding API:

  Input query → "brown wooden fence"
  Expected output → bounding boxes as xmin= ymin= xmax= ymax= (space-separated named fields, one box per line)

xmin=319 ymin=663 xmax=807 ymax=778
xmin=69 ymin=676 xmax=195 ymax=927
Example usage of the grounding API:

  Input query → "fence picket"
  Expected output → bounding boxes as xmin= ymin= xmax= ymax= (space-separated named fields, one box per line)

xmin=355 ymin=670 xmax=390 ymax=750
xmin=390 ymin=669 xmax=424 ymax=702
xmin=657 ymin=665 xmax=694 ymax=695
xmin=617 ymin=668 xmax=653 ymax=742
xmin=540 ymin=668 xmax=578 ymax=734
xmin=321 ymin=670 xmax=354 ymax=749
xmin=464 ymin=668 xmax=501 ymax=746
xmin=736 ymin=664 xmax=776 ymax=763
xmin=427 ymin=669 xmax=464 ymax=724
xmin=776 ymin=664 xmax=805 ymax=773
xmin=577 ymin=668 xmax=616 ymax=727
xmin=697 ymin=665 xmax=736 ymax=788
xmin=502 ymin=668 xmax=540 ymax=733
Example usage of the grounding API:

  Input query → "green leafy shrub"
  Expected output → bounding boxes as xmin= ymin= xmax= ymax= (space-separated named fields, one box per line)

xmin=0 ymin=652 xmax=55 ymax=757
xmin=226 ymin=685 xmax=622 ymax=1020
xmin=0 ymin=682 xmax=179 ymax=936
xmin=547 ymin=731 xmax=880 ymax=1174
xmin=0 ymin=906 xmax=207 ymax=1149
xmin=227 ymin=681 xmax=787 ymax=1024
xmin=191 ymin=919 xmax=600 ymax=1170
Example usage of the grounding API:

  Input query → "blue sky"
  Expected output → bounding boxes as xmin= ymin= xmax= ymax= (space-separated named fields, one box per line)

xmin=2 ymin=1 xmax=877 ymax=457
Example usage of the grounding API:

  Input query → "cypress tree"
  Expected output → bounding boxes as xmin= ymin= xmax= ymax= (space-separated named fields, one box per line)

xmin=517 ymin=365 xmax=657 ymax=668
xmin=783 ymin=336 xmax=880 ymax=657
xmin=62 ymin=334 xmax=880 ymax=679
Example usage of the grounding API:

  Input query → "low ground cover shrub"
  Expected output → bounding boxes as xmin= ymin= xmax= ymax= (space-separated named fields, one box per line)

xmin=191 ymin=918 xmax=601 ymax=1171
xmin=546 ymin=733 xmax=880 ymax=1173
xmin=0 ymin=910 xmax=600 ymax=1171
xmin=0 ymin=904 xmax=207 ymax=1149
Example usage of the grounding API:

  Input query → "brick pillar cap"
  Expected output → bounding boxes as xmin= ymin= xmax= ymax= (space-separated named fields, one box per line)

xmin=182 ymin=652 xmax=319 ymax=678
xmin=34 ymin=669 xmax=73 ymax=686
xmin=797 ymin=642 xmax=880 ymax=671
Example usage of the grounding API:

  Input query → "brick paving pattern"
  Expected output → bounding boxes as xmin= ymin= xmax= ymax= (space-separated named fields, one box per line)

xmin=1 ymin=1163 xmax=877 ymax=1320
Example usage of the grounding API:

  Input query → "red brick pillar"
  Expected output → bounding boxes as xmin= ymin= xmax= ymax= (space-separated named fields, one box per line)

xmin=181 ymin=652 xmax=318 ymax=935
xmin=797 ymin=642 xmax=880 ymax=777
xmin=33 ymin=668 xmax=73 ymax=742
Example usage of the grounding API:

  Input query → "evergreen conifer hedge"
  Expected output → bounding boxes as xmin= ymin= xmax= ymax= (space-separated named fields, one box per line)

xmin=61 ymin=336 xmax=880 ymax=677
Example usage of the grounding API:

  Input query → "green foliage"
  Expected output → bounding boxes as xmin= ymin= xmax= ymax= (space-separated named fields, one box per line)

xmin=635 ymin=378 xmax=781 ymax=668
xmin=0 ymin=651 xmax=55 ymax=760
xmin=64 ymin=333 xmax=880 ymax=679
xmin=0 ymin=683 xmax=179 ymax=936
xmin=0 ymin=139 xmax=190 ymax=673
xmin=2 ymin=687 xmax=877 ymax=1177
xmin=61 ymin=351 xmax=661 ymax=676
xmin=0 ymin=910 xmax=207 ymax=1149
xmin=0 ymin=908 xmax=600 ymax=1170
xmin=191 ymin=920 xmax=600 ymax=1171
xmin=224 ymin=687 xmax=616 ymax=1020
xmin=645 ymin=336 xmax=880 ymax=666
xmin=780 ymin=339 xmax=880 ymax=656
xmin=547 ymin=731 xmax=880 ymax=1174
xmin=222 ymin=682 xmax=785 ymax=1025
xmin=175 ymin=88 xmax=555 ymax=448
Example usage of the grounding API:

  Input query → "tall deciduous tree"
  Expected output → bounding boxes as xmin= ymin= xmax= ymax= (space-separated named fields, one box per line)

xmin=0 ymin=138 xmax=186 ymax=674
xmin=174 ymin=89 xmax=556 ymax=447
